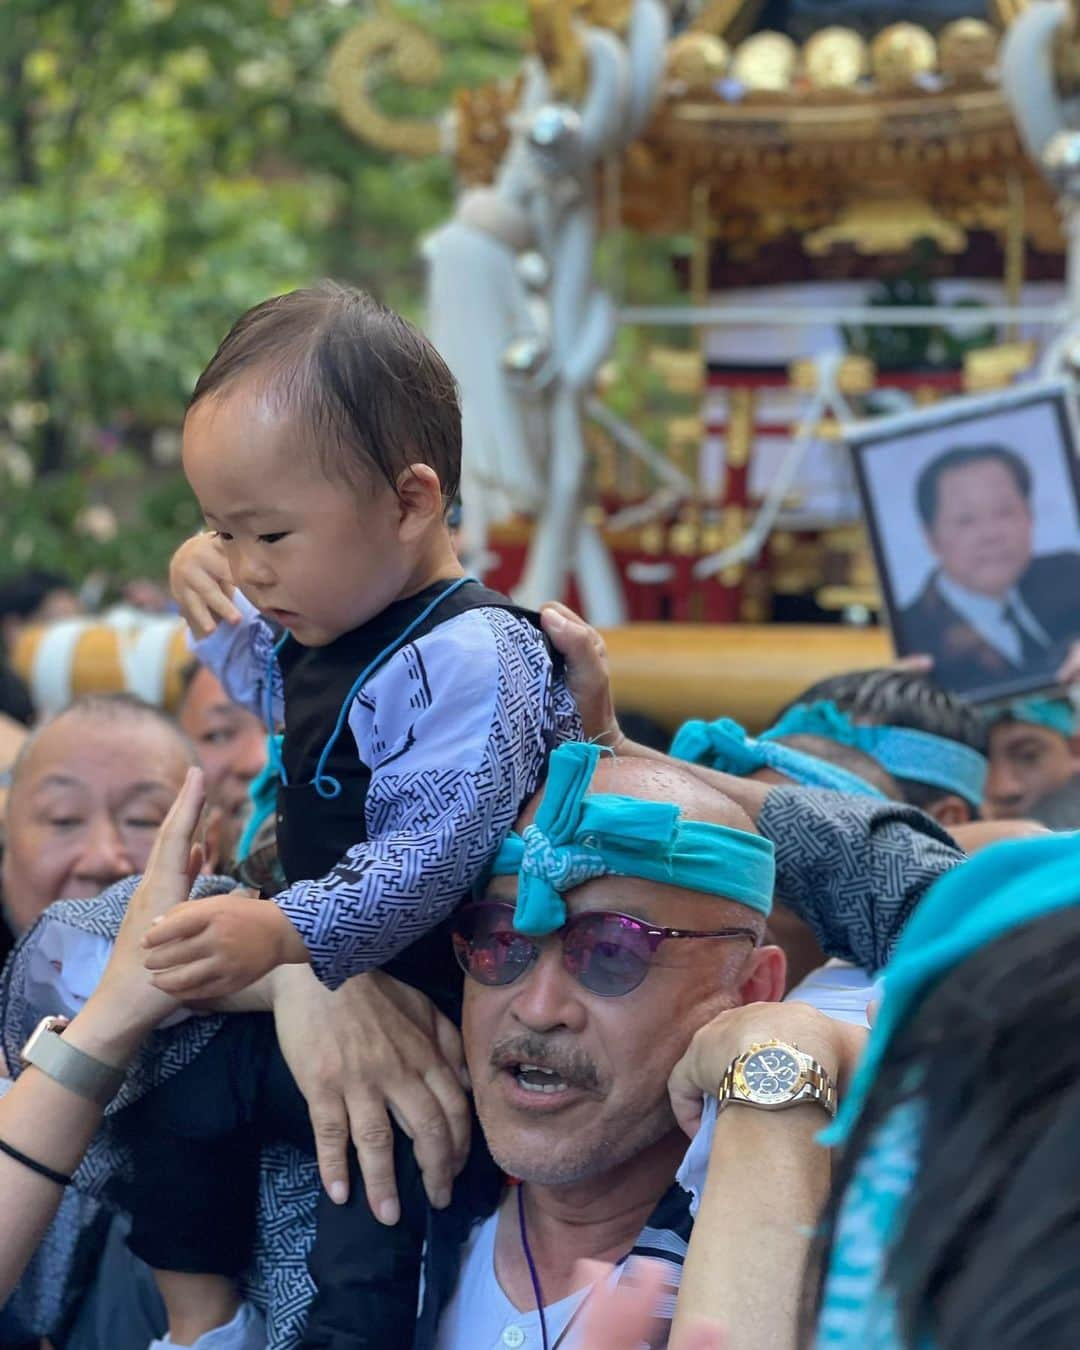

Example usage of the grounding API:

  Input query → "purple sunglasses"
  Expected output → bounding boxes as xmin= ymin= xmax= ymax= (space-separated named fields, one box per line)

xmin=452 ymin=900 xmax=758 ymax=998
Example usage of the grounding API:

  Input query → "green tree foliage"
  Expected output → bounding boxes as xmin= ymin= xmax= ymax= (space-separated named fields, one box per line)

xmin=0 ymin=0 xmax=525 ymax=585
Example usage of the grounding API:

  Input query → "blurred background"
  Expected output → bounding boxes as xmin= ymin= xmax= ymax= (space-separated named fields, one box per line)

xmin=0 ymin=0 xmax=529 ymax=592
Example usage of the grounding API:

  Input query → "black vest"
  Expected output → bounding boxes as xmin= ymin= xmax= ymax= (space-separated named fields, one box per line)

xmin=275 ymin=578 xmax=539 ymax=1014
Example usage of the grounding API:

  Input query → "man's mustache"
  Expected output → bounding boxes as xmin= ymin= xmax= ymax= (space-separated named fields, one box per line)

xmin=489 ymin=1033 xmax=602 ymax=1092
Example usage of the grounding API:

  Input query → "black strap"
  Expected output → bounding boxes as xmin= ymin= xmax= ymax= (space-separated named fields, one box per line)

xmin=0 ymin=1135 xmax=72 ymax=1187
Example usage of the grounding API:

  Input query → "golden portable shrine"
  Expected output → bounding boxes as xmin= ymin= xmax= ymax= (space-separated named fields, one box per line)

xmin=15 ymin=0 xmax=1080 ymax=729
xmin=331 ymin=0 xmax=1076 ymax=640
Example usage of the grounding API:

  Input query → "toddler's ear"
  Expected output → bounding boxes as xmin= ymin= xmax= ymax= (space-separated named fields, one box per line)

xmin=395 ymin=463 xmax=445 ymax=537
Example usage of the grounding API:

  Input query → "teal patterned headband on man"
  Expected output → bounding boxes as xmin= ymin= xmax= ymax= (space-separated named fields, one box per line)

xmin=669 ymin=716 xmax=889 ymax=800
xmin=488 ymin=741 xmax=776 ymax=935
xmin=763 ymin=700 xmax=988 ymax=809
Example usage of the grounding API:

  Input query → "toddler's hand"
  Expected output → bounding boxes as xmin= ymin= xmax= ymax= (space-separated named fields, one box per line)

xmin=169 ymin=532 xmax=242 ymax=638
xmin=142 ymin=893 xmax=310 ymax=1001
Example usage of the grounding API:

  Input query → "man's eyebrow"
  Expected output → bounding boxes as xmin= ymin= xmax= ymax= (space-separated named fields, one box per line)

xmin=119 ymin=780 xmax=178 ymax=798
xmin=205 ymin=506 xmax=282 ymax=525
xmin=31 ymin=775 xmax=176 ymax=798
xmin=29 ymin=773 xmax=84 ymax=792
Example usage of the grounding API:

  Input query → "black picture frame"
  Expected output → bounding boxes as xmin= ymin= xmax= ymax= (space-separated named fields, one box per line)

xmin=846 ymin=379 xmax=1080 ymax=705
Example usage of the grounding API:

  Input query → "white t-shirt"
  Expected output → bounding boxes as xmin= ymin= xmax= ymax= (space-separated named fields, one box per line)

xmin=785 ymin=958 xmax=879 ymax=1027
xmin=435 ymin=1206 xmax=613 ymax=1350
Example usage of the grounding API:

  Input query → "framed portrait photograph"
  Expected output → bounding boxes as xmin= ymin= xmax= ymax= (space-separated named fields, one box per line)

xmin=847 ymin=379 xmax=1080 ymax=704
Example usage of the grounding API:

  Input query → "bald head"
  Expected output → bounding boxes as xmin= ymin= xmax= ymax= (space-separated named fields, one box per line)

xmin=3 ymin=695 xmax=196 ymax=933
xmin=10 ymin=694 xmax=196 ymax=796
xmin=512 ymin=750 xmax=769 ymax=938
xmin=520 ymin=752 xmax=757 ymax=835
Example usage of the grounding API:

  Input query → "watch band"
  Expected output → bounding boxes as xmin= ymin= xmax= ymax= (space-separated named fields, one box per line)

xmin=21 ymin=1020 xmax=125 ymax=1107
xmin=717 ymin=1042 xmax=838 ymax=1118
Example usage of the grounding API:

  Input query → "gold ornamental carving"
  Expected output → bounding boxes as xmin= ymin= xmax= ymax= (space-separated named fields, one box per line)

xmin=870 ymin=24 xmax=938 ymax=90
xmin=731 ymin=31 xmax=799 ymax=92
xmin=938 ymin=19 xmax=998 ymax=85
xmin=572 ymin=0 xmax=634 ymax=32
xmin=666 ymin=32 xmax=730 ymax=93
xmin=529 ymin=0 xmax=588 ymax=102
xmin=726 ymin=390 xmax=756 ymax=471
xmin=963 ymin=340 xmax=1038 ymax=391
xmin=803 ymin=28 xmax=869 ymax=91
xmin=790 ymin=356 xmax=875 ymax=395
xmin=805 ymin=196 xmax=967 ymax=256
xmin=328 ymin=15 xmax=443 ymax=157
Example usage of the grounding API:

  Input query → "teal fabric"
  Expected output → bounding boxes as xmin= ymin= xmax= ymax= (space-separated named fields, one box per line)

xmin=816 ymin=831 xmax=1080 ymax=1349
xmin=236 ymin=734 xmax=283 ymax=862
xmin=670 ymin=716 xmax=888 ymax=800
xmin=815 ymin=1100 xmax=926 ymax=1350
xmin=764 ymin=700 xmax=988 ymax=809
xmin=823 ymin=830 xmax=1080 ymax=1147
xmin=992 ymin=696 xmax=1076 ymax=739
xmin=488 ymin=741 xmax=776 ymax=934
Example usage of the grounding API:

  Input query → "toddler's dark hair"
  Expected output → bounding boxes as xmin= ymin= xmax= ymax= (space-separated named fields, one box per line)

xmin=188 ymin=282 xmax=461 ymax=503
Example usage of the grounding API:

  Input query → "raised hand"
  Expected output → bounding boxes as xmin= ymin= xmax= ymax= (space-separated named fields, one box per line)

xmin=169 ymin=531 xmax=242 ymax=638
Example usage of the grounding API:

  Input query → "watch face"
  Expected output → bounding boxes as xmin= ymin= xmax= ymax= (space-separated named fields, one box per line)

xmin=740 ymin=1046 xmax=802 ymax=1103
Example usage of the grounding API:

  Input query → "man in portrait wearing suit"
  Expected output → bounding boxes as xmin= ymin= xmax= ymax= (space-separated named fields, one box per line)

xmin=899 ymin=444 xmax=1080 ymax=696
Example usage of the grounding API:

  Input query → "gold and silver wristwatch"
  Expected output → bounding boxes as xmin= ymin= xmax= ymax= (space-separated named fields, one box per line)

xmin=717 ymin=1039 xmax=837 ymax=1117
xmin=20 ymin=1016 xmax=125 ymax=1107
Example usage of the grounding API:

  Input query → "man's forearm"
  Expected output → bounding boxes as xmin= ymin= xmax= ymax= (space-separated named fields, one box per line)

xmin=759 ymin=787 xmax=963 ymax=971
xmin=672 ymin=1105 xmax=828 ymax=1350
xmin=0 ymin=994 xmax=149 ymax=1301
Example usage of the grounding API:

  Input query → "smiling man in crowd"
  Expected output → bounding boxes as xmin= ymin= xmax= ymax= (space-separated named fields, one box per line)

xmin=1 ymin=694 xmax=196 ymax=956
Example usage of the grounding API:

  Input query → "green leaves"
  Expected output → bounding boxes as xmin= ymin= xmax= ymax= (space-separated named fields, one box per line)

xmin=0 ymin=0 xmax=524 ymax=588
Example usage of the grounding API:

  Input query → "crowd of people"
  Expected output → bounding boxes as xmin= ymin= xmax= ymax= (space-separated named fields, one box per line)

xmin=0 ymin=283 xmax=1078 ymax=1350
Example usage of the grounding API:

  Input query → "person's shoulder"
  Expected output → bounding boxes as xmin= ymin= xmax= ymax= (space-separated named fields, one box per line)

xmin=1024 ymin=550 xmax=1080 ymax=583
xmin=414 ymin=604 xmax=547 ymax=663
xmin=897 ymin=573 xmax=944 ymax=632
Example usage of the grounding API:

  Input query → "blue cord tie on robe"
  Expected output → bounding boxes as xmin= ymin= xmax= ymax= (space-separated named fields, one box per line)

xmin=490 ymin=741 xmax=775 ymax=935
xmin=670 ymin=716 xmax=889 ymax=800
xmin=763 ymin=700 xmax=988 ymax=809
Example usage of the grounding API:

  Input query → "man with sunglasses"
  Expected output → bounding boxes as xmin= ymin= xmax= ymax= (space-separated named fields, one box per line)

xmin=422 ymin=740 xmax=807 ymax=1348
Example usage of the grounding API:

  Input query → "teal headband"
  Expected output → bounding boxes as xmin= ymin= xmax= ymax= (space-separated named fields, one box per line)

xmin=236 ymin=734 xmax=282 ymax=862
xmin=669 ymin=717 xmax=888 ymax=800
xmin=763 ymin=700 xmax=988 ymax=810
xmin=993 ymin=697 xmax=1077 ymax=739
xmin=823 ymin=831 xmax=1080 ymax=1148
xmin=488 ymin=741 xmax=775 ymax=935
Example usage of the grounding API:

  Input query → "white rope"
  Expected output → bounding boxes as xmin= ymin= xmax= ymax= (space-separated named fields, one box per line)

xmin=584 ymin=394 xmax=696 ymax=493
xmin=693 ymin=351 xmax=854 ymax=580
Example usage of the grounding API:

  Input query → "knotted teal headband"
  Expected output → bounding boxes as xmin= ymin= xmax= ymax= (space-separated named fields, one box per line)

xmin=764 ymin=700 xmax=988 ymax=810
xmin=669 ymin=717 xmax=888 ymax=800
xmin=992 ymin=696 xmax=1076 ymax=739
xmin=815 ymin=832 xmax=1080 ymax=1350
xmin=488 ymin=741 xmax=775 ymax=935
